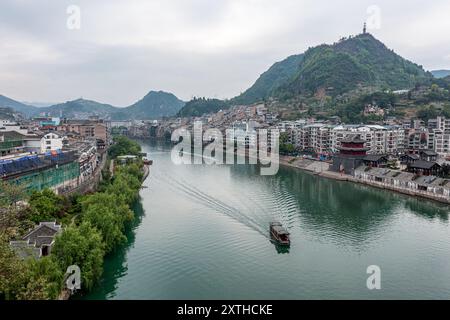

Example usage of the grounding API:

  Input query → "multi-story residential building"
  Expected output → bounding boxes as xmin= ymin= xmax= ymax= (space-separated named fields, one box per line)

xmin=434 ymin=132 xmax=450 ymax=156
xmin=57 ymin=119 xmax=109 ymax=149
xmin=40 ymin=132 xmax=66 ymax=153
xmin=436 ymin=116 xmax=450 ymax=131
xmin=331 ymin=125 xmax=404 ymax=155
xmin=405 ymin=128 xmax=428 ymax=153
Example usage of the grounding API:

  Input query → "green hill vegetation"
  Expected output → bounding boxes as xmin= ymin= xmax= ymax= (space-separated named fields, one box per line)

xmin=279 ymin=34 xmax=431 ymax=98
xmin=233 ymin=33 xmax=432 ymax=107
xmin=233 ymin=54 xmax=304 ymax=105
xmin=177 ymin=97 xmax=229 ymax=117
xmin=112 ymin=91 xmax=185 ymax=120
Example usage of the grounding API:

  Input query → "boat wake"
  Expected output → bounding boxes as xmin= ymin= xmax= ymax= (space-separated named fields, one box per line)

xmin=151 ymin=169 xmax=300 ymax=239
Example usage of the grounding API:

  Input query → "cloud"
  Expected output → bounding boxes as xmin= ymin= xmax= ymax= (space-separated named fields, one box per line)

xmin=0 ymin=0 xmax=449 ymax=105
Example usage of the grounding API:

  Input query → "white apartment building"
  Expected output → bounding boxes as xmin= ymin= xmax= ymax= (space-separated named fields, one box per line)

xmin=436 ymin=116 xmax=450 ymax=131
xmin=331 ymin=125 xmax=405 ymax=155
xmin=405 ymin=128 xmax=428 ymax=152
xmin=297 ymin=123 xmax=334 ymax=154
xmin=434 ymin=132 xmax=450 ymax=156
xmin=40 ymin=132 xmax=65 ymax=153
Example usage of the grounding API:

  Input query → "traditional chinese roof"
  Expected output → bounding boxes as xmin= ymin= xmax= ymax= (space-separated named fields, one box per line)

xmin=407 ymin=160 xmax=441 ymax=170
xmin=363 ymin=154 xmax=388 ymax=162
xmin=22 ymin=221 xmax=61 ymax=243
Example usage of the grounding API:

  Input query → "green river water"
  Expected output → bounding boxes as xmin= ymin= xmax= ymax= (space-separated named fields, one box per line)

xmin=80 ymin=141 xmax=450 ymax=299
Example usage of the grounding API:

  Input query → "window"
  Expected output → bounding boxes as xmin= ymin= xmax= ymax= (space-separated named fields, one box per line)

xmin=46 ymin=140 xmax=51 ymax=145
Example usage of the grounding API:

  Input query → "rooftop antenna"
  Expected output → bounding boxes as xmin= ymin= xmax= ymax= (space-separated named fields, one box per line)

xmin=363 ymin=22 xmax=367 ymax=34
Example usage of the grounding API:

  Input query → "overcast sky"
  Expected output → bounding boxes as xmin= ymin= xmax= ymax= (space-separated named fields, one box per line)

xmin=1 ymin=0 xmax=449 ymax=106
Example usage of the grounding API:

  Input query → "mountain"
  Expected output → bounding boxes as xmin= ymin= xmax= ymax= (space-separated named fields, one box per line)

xmin=39 ymin=98 xmax=118 ymax=118
xmin=24 ymin=101 xmax=58 ymax=108
xmin=113 ymin=91 xmax=185 ymax=120
xmin=0 ymin=95 xmax=38 ymax=117
xmin=235 ymin=33 xmax=432 ymax=104
xmin=233 ymin=54 xmax=304 ymax=105
xmin=177 ymin=98 xmax=229 ymax=117
xmin=0 ymin=90 xmax=184 ymax=120
xmin=431 ymin=70 xmax=450 ymax=79
xmin=0 ymin=107 xmax=19 ymax=121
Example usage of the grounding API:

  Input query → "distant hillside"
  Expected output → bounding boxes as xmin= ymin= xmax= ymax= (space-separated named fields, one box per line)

xmin=0 ymin=90 xmax=184 ymax=120
xmin=0 ymin=95 xmax=38 ymax=117
xmin=431 ymin=70 xmax=450 ymax=79
xmin=113 ymin=91 xmax=185 ymax=120
xmin=40 ymin=99 xmax=118 ymax=118
xmin=233 ymin=54 xmax=304 ymax=105
xmin=178 ymin=98 xmax=229 ymax=117
xmin=0 ymin=107 xmax=18 ymax=121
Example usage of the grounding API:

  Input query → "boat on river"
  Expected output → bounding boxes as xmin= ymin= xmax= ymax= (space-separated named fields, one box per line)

xmin=270 ymin=222 xmax=290 ymax=246
xmin=143 ymin=158 xmax=153 ymax=165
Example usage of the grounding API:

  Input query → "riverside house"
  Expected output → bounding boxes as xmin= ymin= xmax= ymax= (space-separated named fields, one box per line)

xmin=10 ymin=222 xmax=62 ymax=259
xmin=354 ymin=166 xmax=450 ymax=203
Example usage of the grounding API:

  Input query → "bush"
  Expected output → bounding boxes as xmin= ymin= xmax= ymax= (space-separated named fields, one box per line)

xmin=28 ymin=189 xmax=67 ymax=222
xmin=108 ymin=136 xmax=141 ymax=159
xmin=52 ymin=222 xmax=105 ymax=291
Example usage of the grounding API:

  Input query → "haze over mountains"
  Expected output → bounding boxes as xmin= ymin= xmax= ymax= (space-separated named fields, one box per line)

xmin=431 ymin=70 xmax=450 ymax=79
xmin=0 ymin=91 xmax=185 ymax=120
xmin=0 ymin=95 xmax=38 ymax=118
xmin=1 ymin=33 xmax=448 ymax=120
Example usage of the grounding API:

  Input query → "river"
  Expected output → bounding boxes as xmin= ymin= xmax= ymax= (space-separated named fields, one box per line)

xmin=81 ymin=141 xmax=450 ymax=300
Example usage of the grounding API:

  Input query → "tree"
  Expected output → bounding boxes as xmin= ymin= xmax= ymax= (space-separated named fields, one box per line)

xmin=0 ymin=181 xmax=26 ymax=209
xmin=52 ymin=222 xmax=105 ymax=291
xmin=417 ymin=106 xmax=438 ymax=122
xmin=15 ymin=257 xmax=63 ymax=300
xmin=28 ymin=189 xmax=66 ymax=222
xmin=108 ymin=136 xmax=141 ymax=159
xmin=0 ymin=236 xmax=29 ymax=300
xmin=1 ymin=182 xmax=31 ymax=240
xmin=81 ymin=193 xmax=133 ymax=252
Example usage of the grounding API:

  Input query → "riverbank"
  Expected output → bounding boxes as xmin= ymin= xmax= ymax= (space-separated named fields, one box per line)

xmin=279 ymin=155 xmax=450 ymax=205
xmin=142 ymin=164 xmax=150 ymax=182
xmin=80 ymin=141 xmax=450 ymax=300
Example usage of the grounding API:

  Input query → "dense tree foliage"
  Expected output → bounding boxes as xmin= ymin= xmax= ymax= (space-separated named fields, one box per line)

xmin=0 ymin=237 xmax=63 ymax=300
xmin=81 ymin=193 xmax=133 ymax=253
xmin=1 ymin=155 xmax=144 ymax=299
xmin=233 ymin=54 xmax=304 ymax=105
xmin=0 ymin=181 xmax=25 ymax=208
xmin=52 ymin=222 xmax=105 ymax=291
xmin=28 ymin=189 xmax=67 ymax=222
xmin=177 ymin=97 xmax=229 ymax=117
xmin=108 ymin=135 xmax=142 ymax=159
xmin=279 ymin=132 xmax=296 ymax=155
xmin=281 ymin=34 xmax=430 ymax=97
xmin=113 ymin=136 xmax=141 ymax=155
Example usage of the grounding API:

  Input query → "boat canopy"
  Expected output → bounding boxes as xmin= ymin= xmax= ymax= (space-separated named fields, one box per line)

xmin=272 ymin=225 xmax=289 ymax=235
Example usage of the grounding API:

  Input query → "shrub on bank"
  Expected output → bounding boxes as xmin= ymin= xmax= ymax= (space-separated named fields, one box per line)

xmin=0 ymin=158 xmax=144 ymax=299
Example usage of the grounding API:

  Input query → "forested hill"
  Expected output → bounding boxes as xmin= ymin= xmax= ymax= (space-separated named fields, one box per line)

xmin=234 ymin=33 xmax=432 ymax=104
xmin=177 ymin=98 xmax=229 ymax=117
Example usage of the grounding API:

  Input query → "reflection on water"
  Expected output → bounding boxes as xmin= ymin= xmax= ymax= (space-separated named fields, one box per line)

xmin=82 ymin=141 xmax=450 ymax=300
xmin=75 ymin=200 xmax=145 ymax=300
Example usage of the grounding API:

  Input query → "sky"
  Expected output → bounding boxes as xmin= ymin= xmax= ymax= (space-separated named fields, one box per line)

xmin=1 ymin=0 xmax=450 ymax=106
